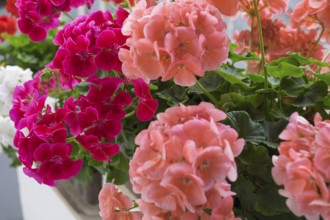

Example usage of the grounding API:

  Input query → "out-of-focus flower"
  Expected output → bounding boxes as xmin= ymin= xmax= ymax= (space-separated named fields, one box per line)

xmin=0 ymin=15 xmax=17 ymax=41
xmin=5 ymin=0 xmax=19 ymax=17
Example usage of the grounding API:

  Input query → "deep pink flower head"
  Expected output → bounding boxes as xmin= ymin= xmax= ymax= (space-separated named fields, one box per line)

xmin=24 ymin=143 xmax=83 ymax=186
xmin=51 ymin=9 xmax=129 ymax=88
xmin=62 ymin=76 xmax=131 ymax=162
xmin=119 ymin=0 xmax=229 ymax=86
xmin=98 ymin=183 xmax=143 ymax=220
xmin=272 ymin=112 xmax=330 ymax=220
xmin=129 ymin=102 xmax=244 ymax=218
xmin=16 ymin=0 xmax=94 ymax=42
xmin=132 ymin=78 xmax=158 ymax=121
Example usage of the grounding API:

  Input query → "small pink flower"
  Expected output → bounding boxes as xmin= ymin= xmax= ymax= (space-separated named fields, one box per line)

xmin=272 ymin=113 xmax=330 ymax=220
xmin=99 ymin=183 xmax=143 ymax=220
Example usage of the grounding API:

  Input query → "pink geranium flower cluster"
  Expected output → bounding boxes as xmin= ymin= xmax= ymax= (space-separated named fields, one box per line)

xmin=233 ymin=0 xmax=324 ymax=72
xmin=52 ymin=9 xmax=129 ymax=88
xmin=207 ymin=0 xmax=288 ymax=17
xmin=119 ymin=0 xmax=229 ymax=87
xmin=291 ymin=0 xmax=330 ymax=42
xmin=129 ymin=102 xmax=244 ymax=219
xmin=272 ymin=112 xmax=330 ymax=220
xmin=99 ymin=183 xmax=143 ymax=220
xmin=15 ymin=0 xmax=94 ymax=42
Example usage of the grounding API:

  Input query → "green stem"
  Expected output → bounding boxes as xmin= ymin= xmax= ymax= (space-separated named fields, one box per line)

xmin=316 ymin=48 xmax=330 ymax=74
xmin=63 ymin=12 xmax=74 ymax=21
xmin=308 ymin=25 xmax=324 ymax=58
xmin=195 ymin=81 xmax=218 ymax=106
xmin=253 ymin=0 xmax=271 ymax=119
xmin=66 ymin=136 xmax=76 ymax=143
xmin=247 ymin=17 xmax=255 ymax=74
xmin=124 ymin=110 xmax=135 ymax=119
xmin=252 ymin=0 xmax=268 ymax=87
xmin=102 ymin=0 xmax=117 ymax=11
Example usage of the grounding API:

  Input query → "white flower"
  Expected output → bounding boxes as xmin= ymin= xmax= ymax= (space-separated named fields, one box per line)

xmin=0 ymin=115 xmax=16 ymax=151
xmin=0 ymin=66 xmax=33 ymax=116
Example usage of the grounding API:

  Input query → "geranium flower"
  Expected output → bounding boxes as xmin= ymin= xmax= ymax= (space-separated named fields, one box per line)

xmin=132 ymin=78 xmax=158 ymax=121
xmin=99 ymin=183 xmax=143 ymax=220
xmin=129 ymin=102 xmax=243 ymax=218
xmin=24 ymin=143 xmax=83 ymax=186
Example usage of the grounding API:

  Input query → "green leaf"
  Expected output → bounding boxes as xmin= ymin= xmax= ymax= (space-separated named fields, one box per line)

xmin=2 ymin=33 xmax=30 ymax=48
xmin=266 ymin=62 xmax=305 ymax=78
xmin=215 ymin=68 xmax=252 ymax=91
xmin=189 ymin=71 xmax=223 ymax=94
xmin=291 ymin=81 xmax=328 ymax=107
xmin=220 ymin=93 xmax=265 ymax=112
xmin=106 ymin=167 xmax=129 ymax=185
xmin=289 ymin=53 xmax=330 ymax=67
xmin=223 ymin=111 xmax=265 ymax=144
xmin=156 ymin=84 xmax=189 ymax=105
xmin=110 ymin=152 xmax=129 ymax=171
xmin=229 ymin=43 xmax=260 ymax=64
xmin=255 ymin=184 xmax=289 ymax=216
xmin=280 ymin=77 xmax=305 ymax=97
xmin=316 ymin=72 xmax=330 ymax=85
xmin=2 ymin=145 xmax=21 ymax=167
xmin=238 ymin=145 xmax=272 ymax=181
xmin=233 ymin=177 xmax=258 ymax=211
xmin=74 ymin=163 xmax=94 ymax=184
xmin=263 ymin=119 xmax=288 ymax=148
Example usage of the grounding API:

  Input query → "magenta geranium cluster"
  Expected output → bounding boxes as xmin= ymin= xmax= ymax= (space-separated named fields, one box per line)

xmin=51 ymin=9 xmax=130 ymax=88
xmin=9 ymin=8 xmax=159 ymax=186
xmin=15 ymin=0 xmax=94 ymax=42
xmin=9 ymin=74 xmax=81 ymax=186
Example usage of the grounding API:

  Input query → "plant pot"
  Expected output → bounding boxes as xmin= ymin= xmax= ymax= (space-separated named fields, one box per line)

xmin=17 ymin=167 xmax=101 ymax=220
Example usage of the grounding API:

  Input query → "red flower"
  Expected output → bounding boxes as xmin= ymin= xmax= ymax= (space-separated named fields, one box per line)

xmin=0 ymin=15 xmax=17 ymax=41
xmin=133 ymin=78 xmax=158 ymax=121
xmin=77 ymin=135 xmax=119 ymax=161
xmin=5 ymin=0 xmax=19 ymax=17
xmin=24 ymin=143 xmax=83 ymax=186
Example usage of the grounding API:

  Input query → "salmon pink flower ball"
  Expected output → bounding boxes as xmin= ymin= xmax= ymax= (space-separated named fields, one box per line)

xmin=272 ymin=113 xmax=330 ymax=220
xmin=119 ymin=0 xmax=229 ymax=87
xmin=129 ymin=102 xmax=244 ymax=218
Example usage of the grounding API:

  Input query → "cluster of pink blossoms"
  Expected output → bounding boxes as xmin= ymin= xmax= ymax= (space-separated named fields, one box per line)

xmin=291 ymin=0 xmax=330 ymax=43
xmin=16 ymin=0 xmax=94 ymax=42
xmin=233 ymin=0 xmax=325 ymax=72
xmin=206 ymin=0 xmax=288 ymax=17
xmin=119 ymin=0 xmax=229 ymax=87
xmin=128 ymin=102 xmax=244 ymax=219
xmin=52 ymin=9 xmax=129 ymax=88
xmin=272 ymin=113 xmax=330 ymax=220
